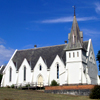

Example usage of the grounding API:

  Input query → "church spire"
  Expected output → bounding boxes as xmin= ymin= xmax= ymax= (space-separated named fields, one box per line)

xmin=66 ymin=7 xmax=83 ymax=50
xmin=73 ymin=5 xmax=76 ymax=16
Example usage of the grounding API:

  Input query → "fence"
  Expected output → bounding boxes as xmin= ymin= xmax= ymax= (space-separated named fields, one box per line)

xmin=0 ymin=82 xmax=44 ymax=90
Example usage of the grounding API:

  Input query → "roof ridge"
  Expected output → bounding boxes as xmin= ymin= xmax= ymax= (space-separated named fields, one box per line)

xmin=18 ymin=44 xmax=67 ymax=51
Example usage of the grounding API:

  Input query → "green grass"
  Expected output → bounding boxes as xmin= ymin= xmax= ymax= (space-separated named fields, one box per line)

xmin=0 ymin=88 xmax=99 ymax=100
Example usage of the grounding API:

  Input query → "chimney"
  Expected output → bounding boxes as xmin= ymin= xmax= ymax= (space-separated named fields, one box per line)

xmin=34 ymin=45 xmax=37 ymax=48
xmin=64 ymin=40 xmax=67 ymax=44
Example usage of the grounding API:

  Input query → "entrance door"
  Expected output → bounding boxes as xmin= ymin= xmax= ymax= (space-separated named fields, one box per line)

xmin=38 ymin=75 xmax=43 ymax=87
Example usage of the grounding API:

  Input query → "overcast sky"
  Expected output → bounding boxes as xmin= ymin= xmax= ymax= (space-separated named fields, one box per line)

xmin=0 ymin=0 xmax=100 ymax=74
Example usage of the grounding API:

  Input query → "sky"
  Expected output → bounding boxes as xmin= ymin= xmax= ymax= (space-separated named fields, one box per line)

xmin=0 ymin=0 xmax=100 ymax=74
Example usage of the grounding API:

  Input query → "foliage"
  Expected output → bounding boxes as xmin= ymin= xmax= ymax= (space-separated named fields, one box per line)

xmin=89 ymin=85 xmax=100 ymax=99
xmin=50 ymin=80 xmax=59 ymax=86
xmin=25 ymin=84 xmax=30 ymax=87
xmin=0 ymin=74 xmax=3 ymax=83
xmin=96 ymin=50 xmax=100 ymax=71
xmin=11 ymin=84 xmax=14 ymax=88
xmin=6 ymin=85 xmax=10 ymax=88
xmin=96 ymin=50 xmax=100 ymax=63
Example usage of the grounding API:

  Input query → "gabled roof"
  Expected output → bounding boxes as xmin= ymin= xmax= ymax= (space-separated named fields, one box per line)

xmin=83 ymin=41 xmax=88 ymax=51
xmin=12 ymin=44 xmax=67 ymax=70
xmin=0 ymin=66 xmax=5 ymax=74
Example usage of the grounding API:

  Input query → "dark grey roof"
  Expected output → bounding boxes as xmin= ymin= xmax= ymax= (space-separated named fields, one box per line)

xmin=0 ymin=66 xmax=5 ymax=74
xmin=83 ymin=41 xmax=88 ymax=51
xmin=12 ymin=44 xmax=67 ymax=70
xmin=65 ymin=41 xmax=88 ymax=51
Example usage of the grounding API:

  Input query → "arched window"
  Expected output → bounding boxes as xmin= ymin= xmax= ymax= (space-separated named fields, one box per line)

xmin=24 ymin=66 xmax=26 ymax=81
xmin=57 ymin=64 xmax=59 ymax=79
xmin=9 ymin=67 xmax=12 ymax=82
xmin=40 ymin=65 xmax=42 ymax=71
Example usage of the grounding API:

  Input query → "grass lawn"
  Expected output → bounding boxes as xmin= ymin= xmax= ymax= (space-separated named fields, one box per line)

xmin=0 ymin=88 xmax=99 ymax=100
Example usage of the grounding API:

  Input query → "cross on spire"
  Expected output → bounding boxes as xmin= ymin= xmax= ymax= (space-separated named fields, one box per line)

xmin=72 ymin=6 xmax=76 ymax=16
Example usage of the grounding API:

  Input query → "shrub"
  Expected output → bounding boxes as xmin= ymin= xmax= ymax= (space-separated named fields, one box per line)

xmin=89 ymin=85 xmax=100 ymax=99
xmin=11 ymin=84 xmax=14 ymax=88
xmin=6 ymin=85 xmax=10 ymax=88
xmin=50 ymin=80 xmax=59 ymax=86
xmin=25 ymin=84 xmax=30 ymax=87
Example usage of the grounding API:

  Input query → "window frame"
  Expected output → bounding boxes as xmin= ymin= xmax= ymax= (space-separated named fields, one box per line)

xmin=24 ymin=66 xmax=26 ymax=81
xmin=57 ymin=64 xmax=59 ymax=79
xmin=39 ymin=65 xmax=42 ymax=71
xmin=9 ymin=67 xmax=12 ymax=82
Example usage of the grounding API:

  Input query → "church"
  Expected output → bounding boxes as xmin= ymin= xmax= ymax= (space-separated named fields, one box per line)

xmin=1 ymin=12 xmax=100 ymax=87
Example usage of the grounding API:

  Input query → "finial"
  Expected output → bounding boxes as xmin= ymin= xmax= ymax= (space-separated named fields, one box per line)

xmin=64 ymin=40 xmax=67 ymax=44
xmin=72 ymin=5 xmax=75 ymax=16
xmin=34 ymin=45 xmax=37 ymax=48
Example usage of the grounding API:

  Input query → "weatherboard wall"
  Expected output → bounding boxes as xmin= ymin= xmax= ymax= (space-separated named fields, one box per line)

xmin=49 ymin=55 xmax=66 ymax=85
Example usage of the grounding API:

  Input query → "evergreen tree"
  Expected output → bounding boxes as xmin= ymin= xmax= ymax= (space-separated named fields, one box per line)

xmin=0 ymin=74 xmax=2 ymax=83
xmin=96 ymin=50 xmax=100 ymax=71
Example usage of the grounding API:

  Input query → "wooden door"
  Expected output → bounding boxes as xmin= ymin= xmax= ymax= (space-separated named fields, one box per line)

xmin=38 ymin=75 xmax=43 ymax=87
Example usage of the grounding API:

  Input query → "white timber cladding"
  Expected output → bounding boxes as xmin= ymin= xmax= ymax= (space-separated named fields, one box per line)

xmin=66 ymin=50 xmax=87 ymax=84
xmin=1 ymin=60 xmax=16 ymax=86
xmin=50 ymin=55 xmax=66 ymax=85
xmin=66 ymin=50 xmax=82 ymax=62
xmin=17 ymin=58 xmax=31 ymax=86
xmin=33 ymin=56 xmax=48 ymax=86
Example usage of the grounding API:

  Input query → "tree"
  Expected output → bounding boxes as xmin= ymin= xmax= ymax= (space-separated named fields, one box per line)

xmin=96 ymin=50 xmax=100 ymax=71
xmin=0 ymin=74 xmax=3 ymax=83
xmin=89 ymin=85 xmax=100 ymax=99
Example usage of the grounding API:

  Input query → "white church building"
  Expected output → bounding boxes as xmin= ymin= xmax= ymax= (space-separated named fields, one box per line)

xmin=1 ymin=13 xmax=100 ymax=87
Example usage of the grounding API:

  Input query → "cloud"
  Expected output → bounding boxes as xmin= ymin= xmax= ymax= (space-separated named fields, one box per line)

xmin=0 ymin=45 xmax=15 ymax=66
xmin=82 ymin=28 xmax=100 ymax=41
xmin=95 ymin=2 xmax=100 ymax=14
xmin=0 ymin=38 xmax=5 ymax=44
xmin=82 ymin=28 xmax=100 ymax=36
xmin=22 ymin=44 xmax=35 ymax=49
xmin=40 ymin=16 xmax=97 ymax=23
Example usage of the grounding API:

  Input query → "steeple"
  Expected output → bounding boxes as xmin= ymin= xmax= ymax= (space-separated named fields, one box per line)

xmin=73 ymin=6 xmax=75 ymax=16
xmin=66 ymin=8 xmax=83 ymax=50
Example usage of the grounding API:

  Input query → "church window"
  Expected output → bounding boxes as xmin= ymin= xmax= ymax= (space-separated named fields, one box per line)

xmin=77 ymin=52 xmax=79 ymax=57
xmin=69 ymin=53 xmax=71 ymax=58
xmin=73 ymin=52 xmax=75 ymax=57
xmin=40 ymin=65 xmax=42 ymax=71
xmin=24 ymin=66 xmax=26 ymax=81
xmin=57 ymin=64 xmax=59 ymax=79
xmin=9 ymin=67 xmax=12 ymax=82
